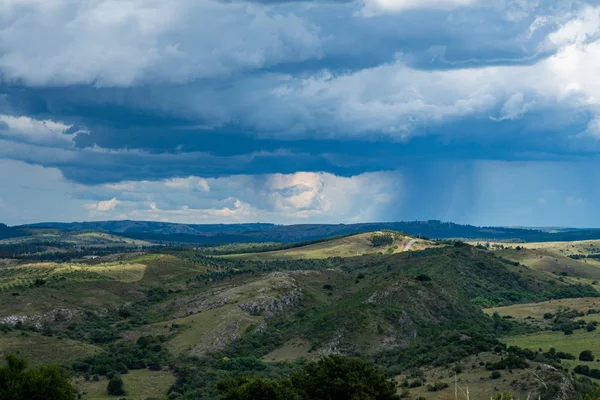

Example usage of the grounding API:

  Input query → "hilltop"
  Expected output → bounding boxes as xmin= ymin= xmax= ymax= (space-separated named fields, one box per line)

xmin=223 ymin=231 xmax=439 ymax=260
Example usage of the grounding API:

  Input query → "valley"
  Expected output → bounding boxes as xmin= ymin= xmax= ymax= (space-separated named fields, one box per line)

xmin=2 ymin=225 xmax=600 ymax=399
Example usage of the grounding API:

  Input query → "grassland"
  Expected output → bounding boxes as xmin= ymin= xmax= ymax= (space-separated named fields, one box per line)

xmin=397 ymin=353 xmax=539 ymax=400
xmin=504 ymin=330 xmax=600 ymax=374
xmin=262 ymin=339 xmax=314 ymax=362
xmin=222 ymin=232 xmax=438 ymax=260
xmin=0 ymin=228 xmax=152 ymax=247
xmin=507 ymin=240 xmax=600 ymax=257
xmin=1 ymin=235 xmax=599 ymax=398
xmin=73 ymin=369 xmax=176 ymax=400
xmin=484 ymin=297 xmax=600 ymax=319
xmin=0 ymin=331 xmax=101 ymax=366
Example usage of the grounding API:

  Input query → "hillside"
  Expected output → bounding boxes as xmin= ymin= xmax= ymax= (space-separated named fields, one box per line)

xmin=487 ymin=242 xmax=600 ymax=289
xmin=0 ymin=223 xmax=29 ymax=240
xmin=223 ymin=232 xmax=439 ymax=260
xmin=0 ymin=228 xmax=153 ymax=260
xmin=0 ymin=241 xmax=596 ymax=398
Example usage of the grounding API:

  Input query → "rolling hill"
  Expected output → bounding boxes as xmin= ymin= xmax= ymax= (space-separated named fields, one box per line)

xmin=0 ymin=223 xmax=29 ymax=240
xmin=0 ymin=232 xmax=598 ymax=398
xmin=23 ymin=219 xmax=600 ymax=244
xmin=222 ymin=231 xmax=439 ymax=260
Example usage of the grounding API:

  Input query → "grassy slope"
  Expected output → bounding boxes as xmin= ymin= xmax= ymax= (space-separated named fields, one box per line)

xmin=0 ymin=331 xmax=101 ymax=366
xmin=0 ymin=244 xmax=598 ymax=398
xmin=74 ymin=369 xmax=176 ymax=400
xmin=484 ymin=297 xmax=600 ymax=319
xmin=398 ymin=352 xmax=539 ymax=400
xmin=222 ymin=232 xmax=438 ymax=260
xmin=0 ymin=228 xmax=152 ymax=247
xmin=492 ymin=247 xmax=600 ymax=281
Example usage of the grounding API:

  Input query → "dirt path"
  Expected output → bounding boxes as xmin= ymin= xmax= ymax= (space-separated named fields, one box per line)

xmin=403 ymin=239 xmax=417 ymax=251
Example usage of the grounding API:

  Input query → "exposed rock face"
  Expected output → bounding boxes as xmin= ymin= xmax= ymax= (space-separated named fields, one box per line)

xmin=533 ymin=364 xmax=577 ymax=400
xmin=0 ymin=307 xmax=81 ymax=329
xmin=319 ymin=330 xmax=345 ymax=355
xmin=179 ymin=273 xmax=307 ymax=356
xmin=237 ymin=276 xmax=303 ymax=317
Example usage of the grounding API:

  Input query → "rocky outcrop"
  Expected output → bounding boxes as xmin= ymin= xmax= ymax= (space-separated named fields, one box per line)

xmin=237 ymin=277 xmax=303 ymax=317
xmin=0 ymin=307 xmax=81 ymax=329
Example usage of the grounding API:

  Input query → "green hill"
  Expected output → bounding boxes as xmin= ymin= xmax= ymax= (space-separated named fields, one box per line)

xmin=222 ymin=231 xmax=439 ymax=260
xmin=0 ymin=243 xmax=597 ymax=398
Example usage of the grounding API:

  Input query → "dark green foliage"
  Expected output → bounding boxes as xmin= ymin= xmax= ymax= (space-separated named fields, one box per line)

xmin=490 ymin=371 xmax=502 ymax=379
xmin=580 ymin=350 xmax=595 ymax=362
xmin=292 ymin=356 xmax=400 ymax=400
xmin=573 ymin=365 xmax=600 ymax=380
xmin=575 ymin=365 xmax=591 ymax=375
xmin=426 ymin=382 xmax=449 ymax=392
xmin=0 ymin=354 xmax=75 ymax=400
xmin=414 ymin=274 xmax=431 ymax=282
xmin=107 ymin=374 xmax=125 ymax=395
xmin=217 ymin=377 xmax=301 ymax=400
xmin=75 ymin=335 xmax=171 ymax=376
xmin=217 ymin=356 xmax=400 ymax=400
xmin=369 ymin=233 xmax=394 ymax=248
xmin=486 ymin=354 xmax=529 ymax=371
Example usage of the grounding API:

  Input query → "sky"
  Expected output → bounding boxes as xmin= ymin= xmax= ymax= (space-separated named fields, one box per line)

xmin=2 ymin=0 xmax=600 ymax=227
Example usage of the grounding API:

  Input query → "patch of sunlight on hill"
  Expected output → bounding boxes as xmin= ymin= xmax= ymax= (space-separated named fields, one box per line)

xmin=223 ymin=232 xmax=440 ymax=260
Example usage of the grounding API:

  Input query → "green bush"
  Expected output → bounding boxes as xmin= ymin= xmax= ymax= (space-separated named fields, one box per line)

xmin=580 ymin=350 xmax=594 ymax=362
xmin=107 ymin=375 xmax=125 ymax=396
xmin=217 ymin=356 xmax=400 ymax=400
xmin=0 ymin=354 xmax=75 ymax=400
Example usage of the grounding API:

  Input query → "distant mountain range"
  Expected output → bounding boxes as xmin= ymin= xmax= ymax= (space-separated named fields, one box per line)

xmin=18 ymin=220 xmax=600 ymax=245
xmin=0 ymin=223 xmax=28 ymax=240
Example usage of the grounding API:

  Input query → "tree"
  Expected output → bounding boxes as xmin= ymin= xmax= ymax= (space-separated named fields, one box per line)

xmin=107 ymin=375 xmax=125 ymax=396
xmin=291 ymin=355 xmax=400 ymax=400
xmin=580 ymin=350 xmax=595 ymax=362
xmin=217 ymin=377 xmax=300 ymax=400
xmin=0 ymin=354 xmax=75 ymax=400
xmin=217 ymin=356 xmax=400 ymax=400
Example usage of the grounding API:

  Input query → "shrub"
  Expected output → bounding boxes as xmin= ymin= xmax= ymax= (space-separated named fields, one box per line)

xmin=490 ymin=371 xmax=502 ymax=379
xmin=218 ymin=355 xmax=401 ymax=400
xmin=426 ymin=382 xmax=449 ymax=392
xmin=575 ymin=365 xmax=591 ymax=375
xmin=0 ymin=354 xmax=75 ymax=400
xmin=107 ymin=375 xmax=125 ymax=395
xmin=580 ymin=350 xmax=595 ymax=362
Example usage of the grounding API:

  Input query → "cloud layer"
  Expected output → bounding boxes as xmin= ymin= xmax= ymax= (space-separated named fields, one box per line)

xmin=2 ymin=0 xmax=600 ymax=226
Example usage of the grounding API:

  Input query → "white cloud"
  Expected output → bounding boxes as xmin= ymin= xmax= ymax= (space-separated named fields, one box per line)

xmin=256 ymin=7 xmax=600 ymax=139
xmin=361 ymin=0 xmax=478 ymax=16
xmin=164 ymin=177 xmax=210 ymax=192
xmin=70 ymin=171 xmax=402 ymax=224
xmin=0 ymin=0 xmax=322 ymax=87
xmin=84 ymin=197 xmax=120 ymax=211
xmin=0 ymin=114 xmax=85 ymax=147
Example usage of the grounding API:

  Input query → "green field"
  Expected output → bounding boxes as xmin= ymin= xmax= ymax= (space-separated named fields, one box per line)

xmin=504 ymin=330 xmax=600 ymax=373
xmin=485 ymin=297 xmax=600 ymax=319
xmin=74 ymin=369 xmax=176 ymax=400
xmin=0 ymin=331 xmax=101 ymax=366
